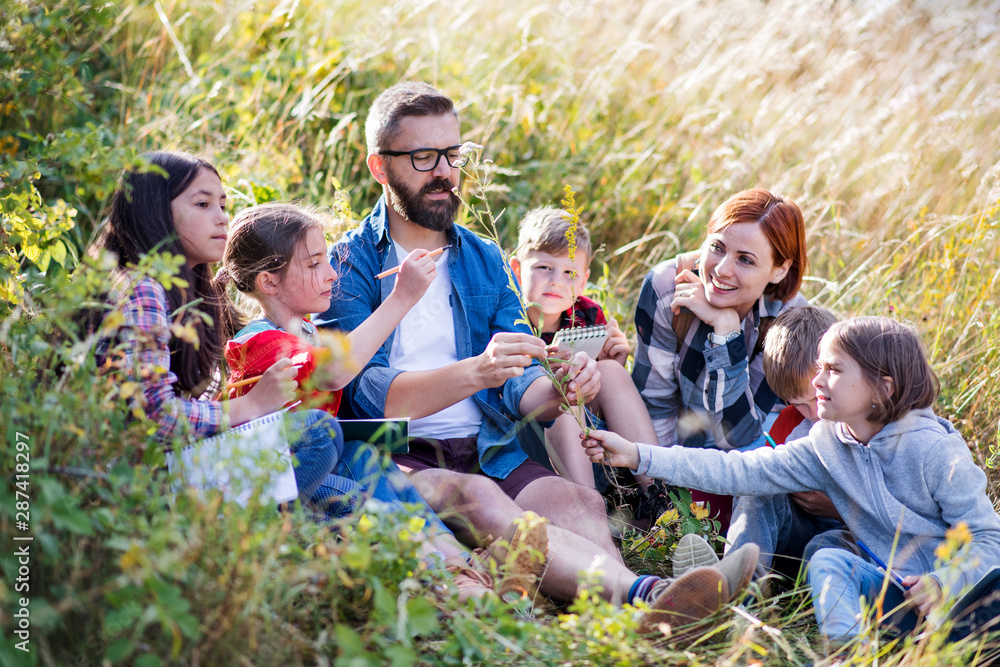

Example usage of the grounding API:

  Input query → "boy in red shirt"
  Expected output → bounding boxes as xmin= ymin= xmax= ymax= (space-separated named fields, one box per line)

xmin=726 ymin=305 xmax=848 ymax=581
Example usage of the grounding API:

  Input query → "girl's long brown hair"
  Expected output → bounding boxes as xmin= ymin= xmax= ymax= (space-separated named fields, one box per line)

xmin=92 ymin=150 xmax=242 ymax=394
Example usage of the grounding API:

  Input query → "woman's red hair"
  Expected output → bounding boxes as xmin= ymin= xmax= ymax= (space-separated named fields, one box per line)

xmin=707 ymin=188 xmax=807 ymax=302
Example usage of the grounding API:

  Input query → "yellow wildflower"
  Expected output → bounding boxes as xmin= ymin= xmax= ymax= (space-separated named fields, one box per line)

xmin=690 ymin=503 xmax=710 ymax=521
xmin=935 ymin=521 xmax=973 ymax=561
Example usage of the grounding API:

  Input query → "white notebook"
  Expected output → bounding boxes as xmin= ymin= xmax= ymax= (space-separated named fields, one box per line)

xmin=165 ymin=411 xmax=298 ymax=507
xmin=551 ymin=324 xmax=609 ymax=359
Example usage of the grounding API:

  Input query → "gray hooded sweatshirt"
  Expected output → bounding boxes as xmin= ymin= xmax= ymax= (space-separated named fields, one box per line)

xmin=634 ymin=408 xmax=1000 ymax=592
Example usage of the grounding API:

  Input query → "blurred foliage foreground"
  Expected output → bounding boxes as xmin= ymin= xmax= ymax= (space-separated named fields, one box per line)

xmin=3 ymin=0 xmax=1000 ymax=664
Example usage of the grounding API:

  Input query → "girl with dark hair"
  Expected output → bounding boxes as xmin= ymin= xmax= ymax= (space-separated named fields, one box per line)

xmin=93 ymin=151 xmax=342 ymax=512
xmin=219 ymin=202 xmax=499 ymax=602
xmin=583 ymin=316 xmax=1000 ymax=643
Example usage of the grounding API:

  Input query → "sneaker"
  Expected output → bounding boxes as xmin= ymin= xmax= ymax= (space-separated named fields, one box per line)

xmin=713 ymin=543 xmax=760 ymax=603
xmin=474 ymin=511 xmax=549 ymax=599
xmin=443 ymin=555 xmax=495 ymax=603
xmin=672 ymin=533 xmax=720 ymax=578
xmin=637 ymin=567 xmax=729 ymax=635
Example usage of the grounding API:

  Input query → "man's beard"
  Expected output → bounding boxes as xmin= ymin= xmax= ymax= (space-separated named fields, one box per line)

xmin=385 ymin=169 xmax=460 ymax=232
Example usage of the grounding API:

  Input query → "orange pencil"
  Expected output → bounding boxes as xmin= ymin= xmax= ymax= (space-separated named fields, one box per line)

xmin=374 ymin=245 xmax=450 ymax=279
xmin=226 ymin=375 xmax=264 ymax=391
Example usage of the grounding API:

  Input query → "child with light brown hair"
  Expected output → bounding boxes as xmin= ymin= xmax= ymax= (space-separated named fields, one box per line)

xmin=581 ymin=316 xmax=1000 ymax=641
xmin=510 ymin=207 xmax=665 ymax=509
xmin=724 ymin=305 xmax=847 ymax=581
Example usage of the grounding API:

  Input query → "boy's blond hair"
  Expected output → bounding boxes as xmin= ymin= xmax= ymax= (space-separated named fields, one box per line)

xmin=763 ymin=305 xmax=838 ymax=402
xmin=514 ymin=206 xmax=592 ymax=260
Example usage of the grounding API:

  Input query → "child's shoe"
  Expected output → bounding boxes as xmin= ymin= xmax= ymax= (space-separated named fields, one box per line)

xmin=443 ymin=555 xmax=495 ymax=603
xmin=474 ymin=511 xmax=549 ymax=599
xmin=672 ymin=533 xmax=720 ymax=577
xmin=712 ymin=542 xmax=760 ymax=602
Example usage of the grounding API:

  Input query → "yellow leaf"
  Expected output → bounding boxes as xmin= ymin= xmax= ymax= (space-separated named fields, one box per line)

xmin=655 ymin=509 xmax=679 ymax=526
xmin=101 ymin=310 xmax=124 ymax=332
xmin=35 ymin=248 xmax=51 ymax=273
xmin=119 ymin=543 xmax=145 ymax=571
xmin=50 ymin=239 xmax=67 ymax=266
xmin=170 ymin=322 xmax=200 ymax=349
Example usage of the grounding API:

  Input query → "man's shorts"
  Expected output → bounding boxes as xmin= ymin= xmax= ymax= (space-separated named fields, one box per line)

xmin=393 ymin=436 xmax=558 ymax=500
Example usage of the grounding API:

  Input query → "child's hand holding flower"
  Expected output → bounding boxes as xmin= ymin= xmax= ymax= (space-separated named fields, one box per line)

xmin=556 ymin=351 xmax=601 ymax=404
xmin=580 ymin=429 xmax=640 ymax=469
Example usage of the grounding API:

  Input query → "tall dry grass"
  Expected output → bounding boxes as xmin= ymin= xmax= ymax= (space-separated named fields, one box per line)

xmin=111 ymin=0 xmax=1000 ymax=474
xmin=6 ymin=0 xmax=999 ymax=663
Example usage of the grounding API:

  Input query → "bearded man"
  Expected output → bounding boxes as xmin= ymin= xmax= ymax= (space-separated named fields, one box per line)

xmin=317 ymin=81 xmax=756 ymax=623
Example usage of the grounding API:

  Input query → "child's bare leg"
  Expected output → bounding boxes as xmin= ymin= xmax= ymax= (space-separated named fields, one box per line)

xmin=544 ymin=411 xmax=597 ymax=487
xmin=588 ymin=360 xmax=659 ymax=490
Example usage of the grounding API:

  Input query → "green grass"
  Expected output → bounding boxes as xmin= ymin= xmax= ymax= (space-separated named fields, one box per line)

xmin=3 ymin=0 xmax=1000 ymax=664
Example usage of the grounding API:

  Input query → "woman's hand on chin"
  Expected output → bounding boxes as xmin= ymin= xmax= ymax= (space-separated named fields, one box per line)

xmin=671 ymin=269 xmax=741 ymax=334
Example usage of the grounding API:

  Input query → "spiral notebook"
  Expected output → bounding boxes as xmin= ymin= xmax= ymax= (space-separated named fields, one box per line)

xmin=164 ymin=411 xmax=298 ymax=507
xmin=551 ymin=324 xmax=609 ymax=359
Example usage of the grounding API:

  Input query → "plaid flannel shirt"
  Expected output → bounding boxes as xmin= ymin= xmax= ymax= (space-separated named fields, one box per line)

xmin=101 ymin=277 xmax=223 ymax=443
xmin=631 ymin=258 xmax=806 ymax=450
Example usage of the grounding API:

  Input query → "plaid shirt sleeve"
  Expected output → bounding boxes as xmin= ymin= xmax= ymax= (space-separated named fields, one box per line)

xmin=631 ymin=262 xmax=682 ymax=446
xmin=633 ymin=260 xmax=807 ymax=450
xmin=118 ymin=278 xmax=223 ymax=443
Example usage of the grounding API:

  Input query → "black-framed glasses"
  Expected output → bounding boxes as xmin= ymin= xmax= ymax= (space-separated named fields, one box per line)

xmin=379 ymin=145 xmax=469 ymax=172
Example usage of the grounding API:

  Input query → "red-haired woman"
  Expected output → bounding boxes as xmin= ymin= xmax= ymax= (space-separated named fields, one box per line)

xmin=632 ymin=188 xmax=809 ymax=529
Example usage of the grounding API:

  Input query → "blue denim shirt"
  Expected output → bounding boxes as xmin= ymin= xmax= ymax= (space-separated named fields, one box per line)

xmin=315 ymin=196 xmax=547 ymax=479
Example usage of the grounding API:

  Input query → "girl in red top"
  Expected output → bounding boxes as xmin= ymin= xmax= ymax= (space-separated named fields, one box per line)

xmin=219 ymin=203 xmax=494 ymax=601
xmin=220 ymin=203 xmax=436 ymax=407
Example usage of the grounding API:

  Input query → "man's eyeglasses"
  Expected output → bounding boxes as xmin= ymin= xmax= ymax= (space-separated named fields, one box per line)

xmin=379 ymin=145 xmax=469 ymax=172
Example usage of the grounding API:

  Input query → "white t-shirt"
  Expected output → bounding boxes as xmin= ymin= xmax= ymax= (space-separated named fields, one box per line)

xmin=388 ymin=241 xmax=483 ymax=438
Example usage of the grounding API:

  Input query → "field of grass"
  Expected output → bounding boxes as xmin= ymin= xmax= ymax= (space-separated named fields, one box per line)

xmin=3 ymin=0 xmax=1000 ymax=664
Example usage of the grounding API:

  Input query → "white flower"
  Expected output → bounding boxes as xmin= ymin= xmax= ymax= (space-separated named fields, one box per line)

xmin=458 ymin=141 xmax=483 ymax=156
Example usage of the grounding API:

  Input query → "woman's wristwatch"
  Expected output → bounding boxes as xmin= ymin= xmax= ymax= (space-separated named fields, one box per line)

xmin=707 ymin=330 xmax=741 ymax=346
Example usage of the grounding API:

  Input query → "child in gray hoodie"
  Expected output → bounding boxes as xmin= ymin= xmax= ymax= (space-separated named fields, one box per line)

xmin=583 ymin=316 xmax=1000 ymax=641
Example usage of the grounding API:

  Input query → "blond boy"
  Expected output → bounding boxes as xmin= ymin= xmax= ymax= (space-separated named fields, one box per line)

xmin=511 ymin=207 xmax=662 ymax=498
